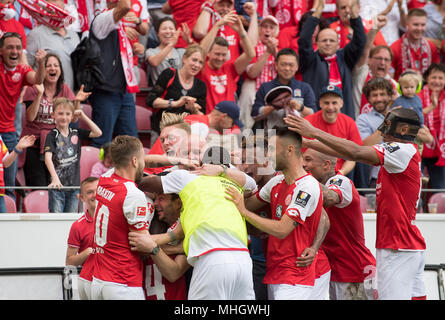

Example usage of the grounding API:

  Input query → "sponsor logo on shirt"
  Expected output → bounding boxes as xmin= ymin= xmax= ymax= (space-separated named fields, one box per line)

xmin=294 ymin=190 xmax=311 ymax=208
xmin=287 ymin=208 xmax=300 ymax=218
xmin=11 ymin=72 xmax=21 ymax=83
xmin=329 ymin=178 xmax=343 ymax=186
xmin=210 ymin=74 xmax=227 ymax=94
xmin=137 ymin=206 xmax=147 ymax=217
xmin=383 ymin=142 xmax=400 ymax=153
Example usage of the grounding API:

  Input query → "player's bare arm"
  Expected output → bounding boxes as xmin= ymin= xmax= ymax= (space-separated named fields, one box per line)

xmin=65 ymin=246 xmax=93 ymax=266
xmin=226 ymin=186 xmax=296 ymax=239
xmin=320 ymin=184 xmax=341 ymax=208
xmin=296 ymin=208 xmax=330 ymax=267
xmin=138 ymin=175 xmax=164 ymax=194
xmin=285 ymin=115 xmax=381 ymax=166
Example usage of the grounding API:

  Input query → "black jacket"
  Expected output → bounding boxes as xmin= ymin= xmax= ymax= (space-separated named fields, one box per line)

xmin=298 ymin=15 xmax=366 ymax=119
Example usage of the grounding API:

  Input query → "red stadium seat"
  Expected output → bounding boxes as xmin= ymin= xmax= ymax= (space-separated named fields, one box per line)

xmin=359 ymin=195 xmax=368 ymax=213
xmin=4 ymin=194 xmax=17 ymax=213
xmin=135 ymin=105 xmax=153 ymax=148
xmin=80 ymin=146 xmax=101 ymax=182
xmin=427 ymin=192 xmax=445 ymax=214
xmin=23 ymin=190 xmax=49 ymax=213
xmin=78 ymin=104 xmax=92 ymax=130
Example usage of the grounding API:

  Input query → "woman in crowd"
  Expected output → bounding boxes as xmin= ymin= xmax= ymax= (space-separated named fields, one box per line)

xmin=146 ymin=44 xmax=207 ymax=134
xmin=145 ymin=16 xmax=194 ymax=86
xmin=22 ymin=53 xmax=90 ymax=187
xmin=419 ymin=63 xmax=445 ymax=190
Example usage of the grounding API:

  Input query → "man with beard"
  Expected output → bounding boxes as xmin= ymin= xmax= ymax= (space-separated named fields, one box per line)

xmin=90 ymin=135 xmax=154 ymax=300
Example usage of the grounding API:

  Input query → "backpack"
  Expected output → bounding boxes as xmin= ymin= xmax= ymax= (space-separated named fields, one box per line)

xmin=70 ymin=18 xmax=105 ymax=92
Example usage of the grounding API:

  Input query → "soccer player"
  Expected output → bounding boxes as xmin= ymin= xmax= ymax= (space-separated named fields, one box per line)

xmin=90 ymin=135 xmax=154 ymax=300
xmin=302 ymin=148 xmax=376 ymax=300
xmin=225 ymin=127 xmax=326 ymax=300
xmin=65 ymin=177 xmax=99 ymax=300
xmin=285 ymin=108 xmax=426 ymax=300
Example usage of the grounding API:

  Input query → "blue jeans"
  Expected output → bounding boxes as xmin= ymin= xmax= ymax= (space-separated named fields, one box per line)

xmin=89 ymin=89 xmax=138 ymax=148
xmin=0 ymin=131 xmax=18 ymax=201
xmin=0 ymin=195 xmax=6 ymax=213
xmin=48 ymin=189 xmax=80 ymax=213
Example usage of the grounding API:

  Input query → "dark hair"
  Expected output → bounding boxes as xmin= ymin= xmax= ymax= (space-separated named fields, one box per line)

xmin=0 ymin=32 xmax=22 ymax=48
xmin=362 ymin=77 xmax=394 ymax=99
xmin=369 ymin=45 xmax=393 ymax=61
xmin=155 ymin=16 xmax=177 ymax=33
xmin=276 ymin=48 xmax=299 ymax=64
xmin=297 ymin=11 xmax=330 ymax=37
xmin=201 ymin=146 xmax=231 ymax=166
xmin=273 ymin=126 xmax=302 ymax=155
xmin=423 ymin=63 xmax=445 ymax=85
xmin=44 ymin=53 xmax=65 ymax=97
xmin=80 ymin=176 xmax=99 ymax=192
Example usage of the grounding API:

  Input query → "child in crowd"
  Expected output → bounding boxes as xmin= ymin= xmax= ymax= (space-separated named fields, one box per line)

xmin=44 ymin=98 xmax=102 ymax=213
xmin=0 ymin=135 xmax=36 ymax=212
xmin=90 ymin=142 xmax=113 ymax=178
xmin=391 ymin=71 xmax=424 ymax=125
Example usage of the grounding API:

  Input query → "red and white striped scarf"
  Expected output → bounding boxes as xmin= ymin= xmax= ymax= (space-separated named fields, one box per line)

xmin=401 ymin=33 xmax=432 ymax=75
xmin=422 ymin=85 xmax=445 ymax=166
xmin=254 ymin=42 xmax=276 ymax=90
xmin=17 ymin=0 xmax=75 ymax=29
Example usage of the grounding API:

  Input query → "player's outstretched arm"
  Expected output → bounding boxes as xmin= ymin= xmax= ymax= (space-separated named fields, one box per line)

xmin=138 ymin=175 xmax=164 ymax=194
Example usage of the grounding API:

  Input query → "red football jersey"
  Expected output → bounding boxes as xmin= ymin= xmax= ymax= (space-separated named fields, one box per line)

xmin=197 ymin=60 xmax=239 ymax=114
xmin=258 ymin=174 xmax=323 ymax=286
xmin=143 ymin=256 xmax=187 ymax=300
xmin=372 ymin=142 xmax=426 ymax=250
xmin=305 ymin=111 xmax=363 ymax=171
xmin=322 ymin=174 xmax=376 ymax=283
xmin=92 ymin=171 xmax=154 ymax=287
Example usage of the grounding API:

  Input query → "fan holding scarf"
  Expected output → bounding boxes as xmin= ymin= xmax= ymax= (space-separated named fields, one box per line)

xmin=87 ymin=0 xmax=140 ymax=149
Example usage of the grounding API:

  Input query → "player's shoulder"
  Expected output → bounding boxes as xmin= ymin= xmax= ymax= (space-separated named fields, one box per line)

xmin=377 ymin=141 xmax=416 ymax=155
xmin=326 ymin=173 xmax=351 ymax=187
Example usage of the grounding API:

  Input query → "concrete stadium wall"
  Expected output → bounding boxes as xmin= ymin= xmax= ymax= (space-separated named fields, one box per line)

xmin=0 ymin=213 xmax=445 ymax=268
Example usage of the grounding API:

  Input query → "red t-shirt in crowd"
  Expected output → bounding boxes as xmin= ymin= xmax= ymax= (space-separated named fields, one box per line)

xmin=322 ymin=173 xmax=376 ymax=283
xmin=305 ymin=111 xmax=363 ymax=171
xmin=0 ymin=19 xmax=27 ymax=49
xmin=257 ymin=174 xmax=323 ymax=286
xmin=168 ymin=0 xmax=203 ymax=48
xmin=329 ymin=19 xmax=387 ymax=49
xmin=372 ymin=142 xmax=426 ymax=250
xmin=197 ymin=60 xmax=239 ymax=114
xmin=0 ymin=60 xmax=32 ymax=132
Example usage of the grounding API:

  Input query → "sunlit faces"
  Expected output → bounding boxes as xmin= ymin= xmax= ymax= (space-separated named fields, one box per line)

xmin=267 ymin=135 xmax=289 ymax=171
xmin=399 ymin=79 xmax=418 ymax=98
xmin=369 ymin=48 xmax=392 ymax=78
xmin=45 ymin=56 xmax=62 ymax=84
xmin=367 ymin=88 xmax=391 ymax=114
xmin=159 ymin=126 xmax=189 ymax=157
xmin=317 ymin=28 xmax=339 ymax=57
xmin=337 ymin=0 xmax=352 ymax=23
xmin=182 ymin=51 xmax=204 ymax=77
xmin=52 ymin=104 xmax=74 ymax=128
xmin=0 ymin=36 xmax=22 ymax=69
xmin=319 ymin=93 xmax=343 ymax=123
xmin=214 ymin=0 xmax=234 ymax=17
xmin=406 ymin=15 xmax=427 ymax=41
xmin=208 ymin=44 xmax=229 ymax=70
xmin=259 ymin=21 xmax=278 ymax=43
xmin=275 ymin=54 xmax=299 ymax=82
xmin=79 ymin=180 xmax=99 ymax=211
xmin=154 ymin=193 xmax=181 ymax=225
xmin=302 ymin=149 xmax=326 ymax=182
xmin=426 ymin=69 xmax=445 ymax=92
xmin=157 ymin=20 xmax=177 ymax=46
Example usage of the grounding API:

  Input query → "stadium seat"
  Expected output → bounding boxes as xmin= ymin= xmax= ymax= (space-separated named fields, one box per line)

xmin=359 ymin=195 xmax=368 ymax=213
xmin=78 ymin=104 xmax=92 ymax=130
xmin=80 ymin=146 xmax=100 ymax=182
xmin=4 ymin=195 xmax=16 ymax=213
xmin=427 ymin=192 xmax=445 ymax=214
xmin=23 ymin=190 xmax=49 ymax=213
xmin=135 ymin=105 xmax=153 ymax=148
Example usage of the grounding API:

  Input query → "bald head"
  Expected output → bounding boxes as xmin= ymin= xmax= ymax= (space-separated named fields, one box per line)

xmin=302 ymin=148 xmax=337 ymax=182
xmin=317 ymin=28 xmax=339 ymax=57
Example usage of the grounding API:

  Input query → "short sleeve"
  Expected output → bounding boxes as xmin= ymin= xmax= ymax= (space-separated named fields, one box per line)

xmin=285 ymin=178 xmax=321 ymax=224
xmin=161 ymin=170 xmax=198 ymax=194
xmin=122 ymin=182 xmax=152 ymax=231
xmin=258 ymin=174 xmax=284 ymax=203
xmin=67 ymin=222 xmax=81 ymax=248
xmin=372 ymin=142 xmax=417 ymax=173
xmin=44 ymin=130 xmax=57 ymax=154
xmin=326 ymin=175 xmax=353 ymax=208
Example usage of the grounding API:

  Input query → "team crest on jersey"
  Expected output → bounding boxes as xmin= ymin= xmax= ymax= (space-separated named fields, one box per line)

xmin=329 ymin=178 xmax=343 ymax=186
xmin=276 ymin=205 xmax=282 ymax=218
xmin=294 ymin=190 xmax=311 ymax=208
xmin=137 ymin=206 xmax=147 ymax=216
xmin=383 ymin=142 xmax=400 ymax=153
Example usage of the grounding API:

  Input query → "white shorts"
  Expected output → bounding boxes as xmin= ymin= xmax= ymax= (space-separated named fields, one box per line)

xmin=267 ymin=283 xmax=314 ymax=300
xmin=310 ymin=270 xmax=331 ymax=300
xmin=91 ymin=277 xmax=145 ymax=300
xmin=376 ymin=249 xmax=426 ymax=300
xmin=78 ymin=277 xmax=92 ymax=300
xmin=329 ymin=281 xmax=375 ymax=300
xmin=188 ymin=250 xmax=255 ymax=300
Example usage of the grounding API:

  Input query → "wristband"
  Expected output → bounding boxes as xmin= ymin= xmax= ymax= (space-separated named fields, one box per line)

xmin=150 ymin=245 xmax=160 ymax=255
xmin=136 ymin=18 xmax=142 ymax=26
xmin=168 ymin=98 xmax=173 ymax=108
xmin=299 ymin=104 xmax=305 ymax=112
xmin=13 ymin=147 xmax=23 ymax=154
